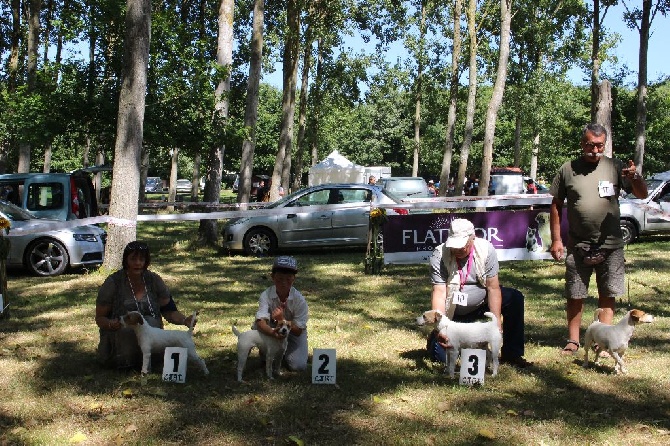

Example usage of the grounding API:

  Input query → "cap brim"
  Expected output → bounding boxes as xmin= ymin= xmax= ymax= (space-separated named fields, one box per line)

xmin=444 ymin=236 xmax=470 ymax=249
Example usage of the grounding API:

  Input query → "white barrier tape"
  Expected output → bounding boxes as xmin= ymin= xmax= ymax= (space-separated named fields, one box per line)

xmin=7 ymin=193 xmax=667 ymax=236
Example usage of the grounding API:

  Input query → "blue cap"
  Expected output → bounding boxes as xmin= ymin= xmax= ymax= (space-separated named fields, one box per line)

xmin=272 ymin=256 xmax=298 ymax=273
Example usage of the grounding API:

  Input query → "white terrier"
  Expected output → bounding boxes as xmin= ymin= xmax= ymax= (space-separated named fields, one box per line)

xmin=232 ymin=320 xmax=292 ymax=382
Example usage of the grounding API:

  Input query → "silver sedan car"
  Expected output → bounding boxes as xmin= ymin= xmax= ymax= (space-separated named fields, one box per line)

xmin=222 ymin=183 xmax=405 ymax=255
xmin=1 ymin=200 xmax=106 ymax=276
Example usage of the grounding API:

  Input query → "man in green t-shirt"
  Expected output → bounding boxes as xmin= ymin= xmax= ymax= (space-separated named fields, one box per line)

xmin=549 ymin=123 xmax=648 ymax=355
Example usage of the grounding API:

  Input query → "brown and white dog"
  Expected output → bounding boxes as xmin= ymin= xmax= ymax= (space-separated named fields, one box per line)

xmin=232 ymin=320 xmax=292 ymax=382
xmin=120 ymin=310 xmax=209 ymax=376
xmin=583 ymin=308 xmax=654 ymax=374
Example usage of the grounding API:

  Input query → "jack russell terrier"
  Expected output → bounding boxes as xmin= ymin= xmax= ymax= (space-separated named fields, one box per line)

xmin=120 ymin=311 xmax=209 ymax=376
xmin=232 ymin=320 xmax=292 ymax=382
xmin=583 ymin=308 xmax=654 ymax=374
xmin=416 ymin=309 xmax=502 ymax=378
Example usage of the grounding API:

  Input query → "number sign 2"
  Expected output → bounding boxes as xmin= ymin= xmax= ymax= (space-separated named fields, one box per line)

xmin=162 ymin=347 xmax=188 ymax=383
xmin=459 ymin=348 xmax=486 ymax=386
xmin=312 ymin=348 xmax=336 ymax=384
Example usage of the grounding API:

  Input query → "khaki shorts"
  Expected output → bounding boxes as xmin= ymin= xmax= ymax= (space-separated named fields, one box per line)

xmin=565 ymin=247 xmax=625 ymax=299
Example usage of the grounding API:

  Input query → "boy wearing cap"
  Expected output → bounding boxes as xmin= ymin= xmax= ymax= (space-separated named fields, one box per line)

xmin=254 ymin=256 xmax=309 ymax=371
xmin=427 ymin=218 xmax=531 ymax=368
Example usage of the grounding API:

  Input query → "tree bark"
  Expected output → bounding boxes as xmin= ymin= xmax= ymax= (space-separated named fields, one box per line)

xmin=199 ymin=0 xmax=234 ymax=243
xmin=270 ymin=0 xmax=300 ymax=202
xmin=634 ymin=0 xmax=651 ymax=174
xmin=238 ymin=0 xmax=264 ymax=204
xmin=412 ymin=0 xmax=427 ymax=178
xmin=455 ymin=0 xmax=478 ymax=197
xmin=438 ymin=0 xmax=462 ymax=197
xmin=590 ymin=0 xmax=601 ymax=122
xmin=479 ymin=0 xmax=512 ymax=197
xmin=102 ymin=0 xmax=151 ymax=271
xmin=596 ymin=79 xmax=612 ymax=157
xmin=294 ymin=33 xmax=312 ymax=192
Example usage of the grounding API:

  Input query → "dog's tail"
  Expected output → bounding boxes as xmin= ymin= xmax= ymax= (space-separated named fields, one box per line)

xmin=593 ymin=308 xmax=604 ymax=322
xmin=483 ymin=312 xmax=499 ymax=325
xmin=232 ymin=325 xmax=241 ymax=337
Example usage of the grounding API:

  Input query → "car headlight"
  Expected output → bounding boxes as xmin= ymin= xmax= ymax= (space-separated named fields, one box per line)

xmin=73 ymin=234 xmax=99 ymax=242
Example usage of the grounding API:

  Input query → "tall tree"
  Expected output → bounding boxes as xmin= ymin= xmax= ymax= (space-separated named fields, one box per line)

xmin=438 ymin=0 xmax=462 ymax=197
xmin=623 ymin=0 xmax=669 ymax=174
xmin=270 ymin=0 xmax=300 ymax=201
xmin=238 ymin=0 xmax=264 ymax=204
xmin=411 ymin=0 xmax=427 ymax=177
xmin=198 ymin=0 xmax=234 ymax=245
xmin=454 ymin=0 xmax=478 ymax=196
xmin=479 ymin=0 xmax=512 ymax=196
xmin=102 ymin=0 xmax=151 ymax=271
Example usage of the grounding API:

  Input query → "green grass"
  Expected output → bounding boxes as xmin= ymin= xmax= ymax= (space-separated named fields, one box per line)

xmin=1 ymin=223 xmax=669 ymax=445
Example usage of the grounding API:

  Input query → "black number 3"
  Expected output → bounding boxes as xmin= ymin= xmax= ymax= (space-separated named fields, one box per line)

xmin=318 ymin=354 xmax=330 ymax=374
xmin=467 ymin=354 xmax=479 ymax=376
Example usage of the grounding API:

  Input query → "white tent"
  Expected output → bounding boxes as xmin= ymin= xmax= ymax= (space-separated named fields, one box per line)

xmin=308 ymin=150 xmax=366 ymax=186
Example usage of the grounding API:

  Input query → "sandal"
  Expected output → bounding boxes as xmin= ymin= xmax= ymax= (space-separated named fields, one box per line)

xmin=561 ymin=340 xmax=580 ymax=355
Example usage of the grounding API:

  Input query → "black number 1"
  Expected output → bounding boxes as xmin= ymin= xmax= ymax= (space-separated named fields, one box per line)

xmin=171 ymin=352 xmax=180 ymax=373
xmin=318 ymin=354 xmax=330 ymax=374
xmin=467 ymin=354 xmax=479 ymax=376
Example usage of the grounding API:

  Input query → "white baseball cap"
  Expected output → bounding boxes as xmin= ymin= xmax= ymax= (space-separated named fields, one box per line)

xmin=444 ymin=219 xmax=475 ymax=248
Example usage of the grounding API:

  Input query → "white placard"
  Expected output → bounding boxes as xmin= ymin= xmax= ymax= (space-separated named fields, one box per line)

xmin=312 ymin=348 xmax=336 ymax=384
xmin=162 ymin=347 xmax=188 ymax=383
xmin=459 ymin=348 xmax=486 ymax=386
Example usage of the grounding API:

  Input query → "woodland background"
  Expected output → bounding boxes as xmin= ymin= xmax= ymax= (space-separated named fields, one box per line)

xmin=1 ymin=0 xmax=670 ymax=268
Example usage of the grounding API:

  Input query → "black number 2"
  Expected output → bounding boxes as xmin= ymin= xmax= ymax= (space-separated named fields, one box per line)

xmin=467 ymin=354 xmax=479 ymax=376
xmin=318 ymin=354 xmax=330 ymax=374
xmin=171 ymin=352 xmax=181 ymax=373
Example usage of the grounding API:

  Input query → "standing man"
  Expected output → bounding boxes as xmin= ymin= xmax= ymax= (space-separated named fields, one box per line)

xmin=549 ymin=123 xmax=648 ymax=355
xmin=427 ymin=218 xmax=531 ymax=368
xmin=368 ymin=175 xmax=377 ymax=185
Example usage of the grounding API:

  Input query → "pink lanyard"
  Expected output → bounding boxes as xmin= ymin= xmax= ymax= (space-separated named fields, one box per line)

xmin=457 ymin=248 xmax=474 ymax=291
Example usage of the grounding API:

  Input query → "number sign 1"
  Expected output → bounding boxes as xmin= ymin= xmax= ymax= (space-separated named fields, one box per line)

xmin=162 ymin=347 xmax=188 ymax=383
xmin=312 ymin=348 xmax=336 ymax=384
xmin=459 ymin=348 xmax=486 ymax=386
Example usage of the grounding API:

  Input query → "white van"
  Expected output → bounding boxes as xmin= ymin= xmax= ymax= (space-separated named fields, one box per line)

xmin=489 ymin=168 xmax=526 ymax=195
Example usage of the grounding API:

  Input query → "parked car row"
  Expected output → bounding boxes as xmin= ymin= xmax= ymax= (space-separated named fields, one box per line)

xmin=222 ymin=183 xmax=409 ymax=255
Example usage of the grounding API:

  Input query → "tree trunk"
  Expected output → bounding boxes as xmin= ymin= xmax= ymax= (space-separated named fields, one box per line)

xmin=438 ymin=0 xmax=462 ymax=197
xmin=634 ymin=0 xmax=650 ymax=174
xmin=168 ymin=147 xmax=179 ymax=211
xmin=479 ymin=0 xmax=512 ymax=197
xmin=139 ymin=146 xmax=149 ymax=202
xmin=192 ymin=153 xmax=201 ymax=201
xmin=17 ymin=0 xmax=41 ymax=174
xmin=199 ymin=0 xmax=234 ymax=244
xmin=270 ymin=0 xmax=300 ymax=202
xmin=102 ymin=0 xmax=151 ymax=271
xmin=293 ymin=34 xmax=312 ymax=192
xmin=8 ymin=0 xmax=20 ymax=92
xmin=310 ymin=37 xmax=324 ymax=168
xmin=596 ymin=79 xmax=612 ymax=157
xmin=43 ymin=143 xmax=52 ymax=173
xmin=238 ymin=0 xmax=264 ymax=204
xmin=455 ymin=0 xmax=478 ymax=197
xmin=590 ymin=0 xmax=601 ymax=122
xmin=412 ymin=0 xmax=427 ymax=178
xmin=530 ymin=132 xmax=539 ymax=180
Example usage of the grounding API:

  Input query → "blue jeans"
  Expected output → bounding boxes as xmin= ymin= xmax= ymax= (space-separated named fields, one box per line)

xmin=427 ymin=286 xmax=525 ymax=362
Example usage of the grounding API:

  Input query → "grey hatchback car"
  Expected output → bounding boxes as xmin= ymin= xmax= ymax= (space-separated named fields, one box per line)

xmin=222 ymin=183 xmax=406 ymax=255
xmin=1 ymin=200 xmax=106 ymax=276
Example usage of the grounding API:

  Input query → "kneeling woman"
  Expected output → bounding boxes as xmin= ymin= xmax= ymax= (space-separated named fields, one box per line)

xmin=95 ymin=241 xmax=196 ymax=370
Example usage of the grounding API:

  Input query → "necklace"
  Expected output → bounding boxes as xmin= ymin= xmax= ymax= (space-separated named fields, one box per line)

xmin=127 ymin=272 xmax=155 ymax=318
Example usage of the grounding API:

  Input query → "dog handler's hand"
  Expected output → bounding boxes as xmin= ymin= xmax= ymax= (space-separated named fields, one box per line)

xmin=271 ymin=307 xmax=284 ymax=322
xmin=436 ymin=331 xmax=452 ymax=349
xmin=549 ymin=239 xmax=564 ymax=261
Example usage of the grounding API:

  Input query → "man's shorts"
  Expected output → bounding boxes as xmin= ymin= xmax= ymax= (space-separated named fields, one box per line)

xmin=564 ymin=247 xmax=625 ymax=299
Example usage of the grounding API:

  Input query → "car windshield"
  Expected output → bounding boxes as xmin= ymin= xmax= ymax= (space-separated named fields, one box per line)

xmin=622 ymin=179 xmax=661 ymax=199
xmin=0 ymin=200 xmax=36 ymax=221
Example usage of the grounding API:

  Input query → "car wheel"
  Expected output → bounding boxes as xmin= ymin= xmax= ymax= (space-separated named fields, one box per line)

xmin=243 ymin=228 xmax=277 ymax=256
xmin=24 ymin=238 xmax=70 ymax=276
xmin=620 ymin=220 xmax=637 ymax=244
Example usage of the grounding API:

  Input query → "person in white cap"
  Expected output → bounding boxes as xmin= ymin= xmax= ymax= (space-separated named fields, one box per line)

xmin=253 ymin=256 xmax=309 ymax=371
xmin=427 ymin=218 xmax=532 ymax=369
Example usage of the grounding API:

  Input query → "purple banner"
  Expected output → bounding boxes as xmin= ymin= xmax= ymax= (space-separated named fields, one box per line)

xmin=382 ymin=209 xmax=569 ymax=264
